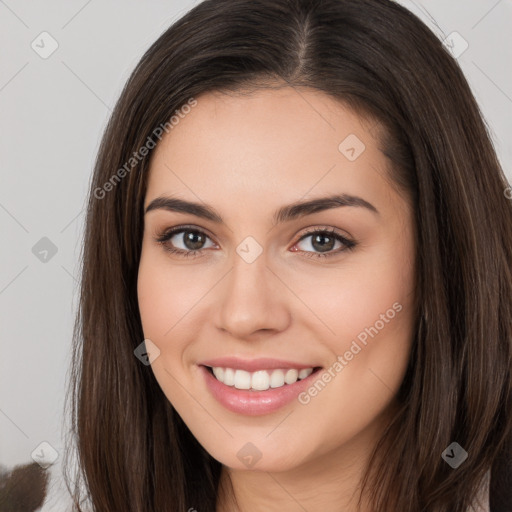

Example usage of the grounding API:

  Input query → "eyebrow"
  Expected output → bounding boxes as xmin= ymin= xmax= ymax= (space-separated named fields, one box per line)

xmin=144 ymin=193 xmax=379 ymax=224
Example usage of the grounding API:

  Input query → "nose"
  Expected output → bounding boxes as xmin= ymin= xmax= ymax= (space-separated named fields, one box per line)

xmin=214 ymin=250 xmax=291 ymax=340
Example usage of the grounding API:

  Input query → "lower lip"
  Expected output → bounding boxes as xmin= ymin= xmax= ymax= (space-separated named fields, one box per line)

xmin=199 ymin=365 xmax=322 ymax=416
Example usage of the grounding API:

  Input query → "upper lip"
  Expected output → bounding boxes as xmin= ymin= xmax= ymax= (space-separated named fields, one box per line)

xmin=199 ymin=357 xmax=320 ymax=372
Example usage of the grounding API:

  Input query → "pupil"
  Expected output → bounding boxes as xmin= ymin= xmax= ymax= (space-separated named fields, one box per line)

xmin=312 ymin=233 xmax=334 ymax=252
xmin=185 ymin=231 xmax=204 ymax=250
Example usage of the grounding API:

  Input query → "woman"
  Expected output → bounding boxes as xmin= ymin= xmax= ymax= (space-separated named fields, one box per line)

xmin=65 ymin=0 xmax=512 ymax=510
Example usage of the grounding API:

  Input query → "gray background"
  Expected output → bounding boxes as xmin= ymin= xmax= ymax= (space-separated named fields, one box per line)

xmin=1 ymin=0 xmax=510 ymax=509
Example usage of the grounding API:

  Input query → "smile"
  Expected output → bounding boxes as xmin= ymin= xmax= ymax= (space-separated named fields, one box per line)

xmin=208 ymin=366 xmax=316 ymax=390
xmin=199 ymin=362 xmax=323 ymax=416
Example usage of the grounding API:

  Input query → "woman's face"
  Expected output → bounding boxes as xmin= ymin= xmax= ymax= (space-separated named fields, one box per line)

xmin=137 ymin=87 xmax=416 ymax=472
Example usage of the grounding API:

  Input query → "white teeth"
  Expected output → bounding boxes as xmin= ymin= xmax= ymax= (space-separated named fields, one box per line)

xmin=212 ymin=367 xmax=224 ymax=381
xmin=284 ymin=369 xmax=298 ymax=384
xmin=251 ymin=370 xmax=270 ymax=391
xmin=270 ymin=369 xmax=285 ymax=388
xmin=224 ymin=368 xmax=235 ymax=386
xmin=234 ymin=369 xmax=251 ymax=389
xmin=298 ymin=368 xmax=313 ymax=379
xmin=210 ymin=366 xmax=316 ymax=390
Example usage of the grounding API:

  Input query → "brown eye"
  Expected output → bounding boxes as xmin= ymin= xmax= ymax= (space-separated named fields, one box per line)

xmin=293 ymin=228 xmax=356 ymax=259
xmin=180 ymin=230 xmax=208 ymax=250
xmin=156 ymin=227 xmax=216 ymax=257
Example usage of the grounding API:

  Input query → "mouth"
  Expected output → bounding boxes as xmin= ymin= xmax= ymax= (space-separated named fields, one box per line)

xmin=203 ymin=365 xmax=323 ymax=392
xmin=199 ymin=363 xmax=324 ymax=415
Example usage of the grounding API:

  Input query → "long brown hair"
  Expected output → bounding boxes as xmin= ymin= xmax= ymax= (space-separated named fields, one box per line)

xmin=64 ymin=0 xmax=512 ymax=510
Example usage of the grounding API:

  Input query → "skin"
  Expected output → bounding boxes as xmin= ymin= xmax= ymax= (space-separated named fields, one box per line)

xmin=137 ymin=85 xmax=416 ymax=512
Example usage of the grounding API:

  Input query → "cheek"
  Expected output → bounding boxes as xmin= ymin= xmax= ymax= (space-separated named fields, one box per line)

xmin=290 ymin=240 xmax=414 ymax=351
xmin=293 ymin=235 xmax=416 ymax=415
xmin=291 ymin=257 xmax=414 ymax=451
xmin=137 ymin=247 xmax=206 ymax=339
xmin=137 ymin=250 xmax=198 ymax=407
xmin=137 ymin=248 xmax=205 ymax=387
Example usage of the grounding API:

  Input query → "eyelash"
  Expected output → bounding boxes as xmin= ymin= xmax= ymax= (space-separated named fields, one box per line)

xmin=155 ymin=225 xmax=357 ymax=260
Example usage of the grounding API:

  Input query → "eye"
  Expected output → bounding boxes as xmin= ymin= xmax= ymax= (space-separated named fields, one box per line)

xmin=291 ymin=227 xmax=356 ymax=259
xmin=155 ymin=225 xmax=357 ymax=260
xmin=155 ymin=226 xmax=216 ymax=258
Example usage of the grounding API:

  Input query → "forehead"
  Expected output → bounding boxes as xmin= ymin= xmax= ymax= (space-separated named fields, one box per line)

xmin=145 ymin=87 xmax=396 ymax=218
